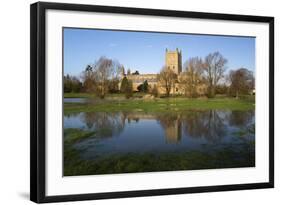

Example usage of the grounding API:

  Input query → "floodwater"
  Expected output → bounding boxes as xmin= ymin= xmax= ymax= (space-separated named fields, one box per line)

xmin=64 ymin=109 xmax=255 ymax=160
xmin=64 ymin=98 xmax=87 ymax=103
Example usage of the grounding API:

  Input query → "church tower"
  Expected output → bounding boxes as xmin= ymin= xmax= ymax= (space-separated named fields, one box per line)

xmin=165 ymin=48 xmax=182 ymax=74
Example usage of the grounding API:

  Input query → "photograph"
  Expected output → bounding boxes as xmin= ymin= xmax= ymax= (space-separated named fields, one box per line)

xmin=63 ymin=28 xmax=256 ymax=176
xmin=29 ymin=2 xmax=274 ymax=202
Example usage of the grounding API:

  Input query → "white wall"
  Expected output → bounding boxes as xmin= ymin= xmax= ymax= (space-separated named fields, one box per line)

xmin=0 ymin=0 xmax=279 ymax=204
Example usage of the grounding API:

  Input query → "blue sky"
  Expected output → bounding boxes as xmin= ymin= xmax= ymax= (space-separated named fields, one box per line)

xmin=64 ymin=28 xmax=255 ymax=76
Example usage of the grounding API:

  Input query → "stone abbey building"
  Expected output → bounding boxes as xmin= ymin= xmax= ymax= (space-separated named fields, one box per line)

xmin=121 ymin=48 xmax=185 ymax=94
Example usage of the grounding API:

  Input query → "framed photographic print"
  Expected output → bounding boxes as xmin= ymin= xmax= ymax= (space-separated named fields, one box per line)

xmin=30 ymin=1 xmax=274 ymax=203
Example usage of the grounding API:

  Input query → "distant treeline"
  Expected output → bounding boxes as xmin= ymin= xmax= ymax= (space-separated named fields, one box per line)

xmin=64 ymin=75 xmax=82 ymax=93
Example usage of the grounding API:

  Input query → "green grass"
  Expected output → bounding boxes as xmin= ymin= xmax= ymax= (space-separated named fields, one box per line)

xmin=64 ymin=151 xmax=254 ymax=176
xmin=64 ymin=128 xmax=97 ymax=144
xmin=64 ymin=97 xmax=255 ymax=114
xmin=64 ymin=93 xmax=97 ymax=98
xmin=64 ymin=142 xmax=255 ymax=176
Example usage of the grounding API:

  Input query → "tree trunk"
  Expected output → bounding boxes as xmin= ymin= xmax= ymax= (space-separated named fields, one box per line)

xmin=166 ymin=86 xmax=170 ymax=97
xmin=208 ymin=86 xmax=215 ymax=98
xmin=236 ymin=90 xmax=239 ymax=99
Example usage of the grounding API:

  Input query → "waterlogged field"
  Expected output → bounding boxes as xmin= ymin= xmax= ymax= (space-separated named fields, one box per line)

xmin=63 ymin=96 xmax=255 ymax=176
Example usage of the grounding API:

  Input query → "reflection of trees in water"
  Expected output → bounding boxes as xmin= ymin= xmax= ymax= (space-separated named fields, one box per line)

xmin=228 ymin=110 xmax=255 ymax=138
xmin=228 ymin=110 xmax=254 ymax=128
xmin=181 ymin=110 xmax=226 ymax=143
xmin=82 ymin=112 xmax=125 ymax=138
xmin=64 ymin=112 xmax=81 ymax=118
xmin=157 ymin=113 xmax=182 ymax=144
xmin=80 ymin=110 xmax=254 ymax=142
xmin=119 ymin=111 xmax=140 ymax=124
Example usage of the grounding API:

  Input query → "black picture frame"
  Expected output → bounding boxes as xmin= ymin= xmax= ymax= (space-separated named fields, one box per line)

xmin=30 ymin=1 xmax=274 ymax=203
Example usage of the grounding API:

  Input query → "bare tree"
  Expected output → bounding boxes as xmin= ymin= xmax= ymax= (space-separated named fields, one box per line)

xmin=229 ymin=68 xmax=254 ymax=98
xmin=158 ymin=66 xmax=177 ymax=97
xmin=81 ymin=65 xmax=95 ymax=93
xmin=179 ymin=57 xmax=204 ymax=97
xmin=85 ymin=57 xmax=122 ymax=98
xmin=202 ymin=52 xmax=227 ymax=98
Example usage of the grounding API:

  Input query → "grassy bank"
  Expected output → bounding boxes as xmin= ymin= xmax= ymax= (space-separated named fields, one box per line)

xmin=64 ymin=97 xmax=255 ymax=114
xmin=64 ymin=92 xmax=146 ymax=99
xmin=64 ymin=93 xmax=97 ymax=98
xmin=64 ymin=149 xmax=255 ymax=176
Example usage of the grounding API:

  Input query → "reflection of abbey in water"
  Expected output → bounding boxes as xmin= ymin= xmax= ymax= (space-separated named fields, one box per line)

xmin=163 ymin=118 xmax=182 ymax=144
xmin=126 ymin=113 xmax=182 ymax=144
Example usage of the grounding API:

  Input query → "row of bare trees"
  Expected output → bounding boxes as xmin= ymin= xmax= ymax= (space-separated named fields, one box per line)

xmin=158 ymin=51 xmax=254 ymax=98
xmin=65 ymin=56 xmax=136 ymax=99
xmin=64 ymin=52 xmax=255 ymax=99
